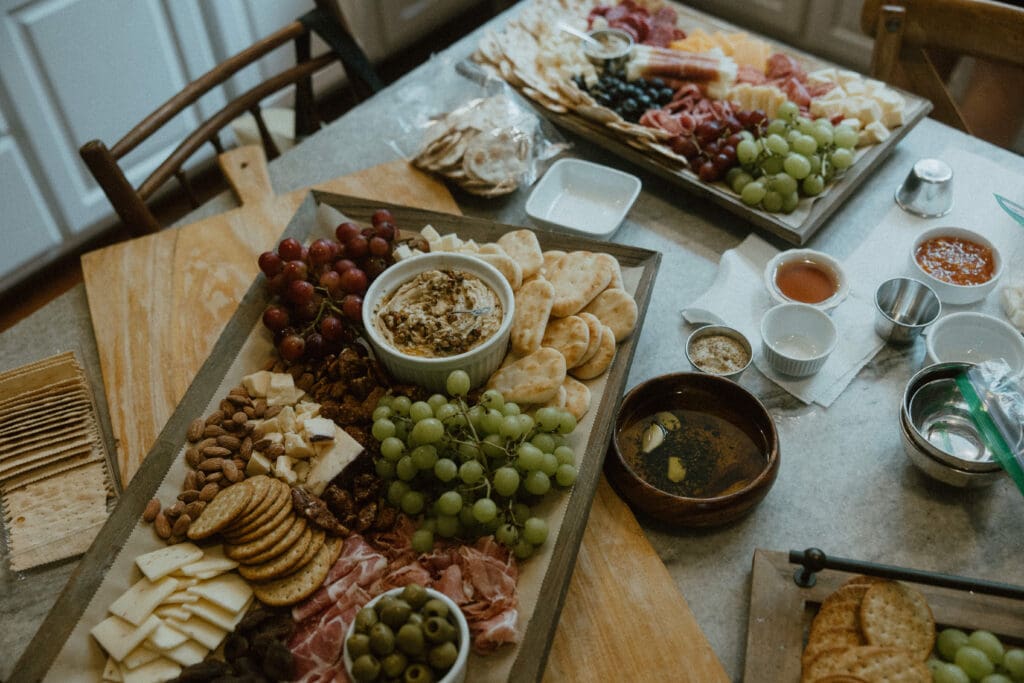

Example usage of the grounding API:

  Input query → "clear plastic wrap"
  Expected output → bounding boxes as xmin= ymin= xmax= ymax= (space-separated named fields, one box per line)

xmin=389 ymin=55 xmax=568 ymax=197
xmin=957 ymin=359 xmax=1024 ymax=496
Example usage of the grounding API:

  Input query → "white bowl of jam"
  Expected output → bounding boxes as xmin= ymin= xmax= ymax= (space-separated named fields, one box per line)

xmin=910 ymin=226 xmax=1002 ymax=305
xmin=763 ymin=249 xmax=849 ymax=312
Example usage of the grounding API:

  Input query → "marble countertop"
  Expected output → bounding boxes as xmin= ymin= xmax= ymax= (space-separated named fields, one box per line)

xmin=3 ymin=10 xmax=1024 ymax=682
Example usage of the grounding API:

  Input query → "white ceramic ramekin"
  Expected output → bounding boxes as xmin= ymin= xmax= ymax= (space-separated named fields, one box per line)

xmin=925 ymin=311 xmax=1024 ymax=373
xmin=763 ymin=248 xmax=849 ymax=312
xmin=909 ymin=226 xmax=1002 ymax=305
xmin=361 ymin=252 xmax=514 ymax=393
xmin=760 ymin=303 xmax=838 ymax=377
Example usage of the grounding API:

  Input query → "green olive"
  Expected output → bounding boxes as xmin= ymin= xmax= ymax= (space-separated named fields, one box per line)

xmin=403 ymin=663 xmax=435 ymax=683
xmin=428 ymin=641 xmax=458 ymax=672
xmin=369 ymin=622 xmax=396 ymax=656
xmin=355 ymin=606 xmax=379 ymax=633
xmin=406 ymin=612 xmax=424 ymax=627
xmin=380 ymin=599 xmax=413 ymax=629
xmin=347 ymin=633 xmax=372 ymax=659
xmin=376 ymin=595 xmax=399 ymax=616
xmin=351 ymin=654 xmax=381 ymax=682
xmin=381 ymin=652 xmax=408 ymax=678
xmin=401 ymin=583 xmax=429 ymax=610
xmin=423 ymin=616 xmax=456 ymax=644
xmin=421 ymin=599 xmax=448 ymax=620
xmin=397 ymin=623 xmax=426 ymax=656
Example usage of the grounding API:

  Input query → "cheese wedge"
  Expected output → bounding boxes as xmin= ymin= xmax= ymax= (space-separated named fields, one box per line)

xmin=246 ymin=451 xmax=272 ymax=477
xmin=421 ymin=225 xmax=442 ymax=244
xmin=109 ymin=577 xmax=179 ymax=626
xmin=186 ymin=573 xmax=252 ymax=613
xmin=91 ymin=614 xmax=161 ymax=662
xmin=303 ymin=417 xmax=335 ymax=443
xmin=135 ymin=544 xmax=203 ymax=582
xmin=284 ymin=432 xmax=315 ymax=459
xmin=304 ymin=426 xmax=363 ymax=495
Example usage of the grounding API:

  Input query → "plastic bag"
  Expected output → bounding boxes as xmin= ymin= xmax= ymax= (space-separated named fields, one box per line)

xmin=388 ymin=55 xmax=568 ymax=197
xmin=957 ymin=359 xmax=1024 ymax=496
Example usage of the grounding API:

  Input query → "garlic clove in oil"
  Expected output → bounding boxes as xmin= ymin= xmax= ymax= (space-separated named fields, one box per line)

xmin=642 ymin=422 xmax=665 ymax=453
xmin=655 ymin=411 xmax=681 ymax=431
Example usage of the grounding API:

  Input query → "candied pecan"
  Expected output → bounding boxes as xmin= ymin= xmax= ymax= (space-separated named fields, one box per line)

xmin=355 ymin=502 xmax=376 ymax=532
xmin=373 ymin=503 xmax=398 ymax=531
xmin=322 ymin=486 xmax=354 ymax=518
xmin=290 ymin=487 xmax=349 ymax=536
xmin=352 ymin=474 xmax=379 ymax=503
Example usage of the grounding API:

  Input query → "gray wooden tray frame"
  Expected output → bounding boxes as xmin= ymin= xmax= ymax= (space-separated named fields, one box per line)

xmin=744 ymin=549 xmax=1024 ymax=682
xmin=12 ymin=191 xmax=661 ymax=683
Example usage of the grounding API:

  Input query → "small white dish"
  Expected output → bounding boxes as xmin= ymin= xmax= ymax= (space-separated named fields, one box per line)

xmin=361 ymin=252 xmax=514 ymax=393
xmin=763 ymin=249 xmax=849 ymax=312
xmin=343 ymin=587 xmax=470 ymax=683
xmin=760 ymin=303 xmax=838 ymax=377
xmin=909 ymin=226 xmax=1002 ymax=305
xmin=525 ymin=158 xmax=641 ymax=238
xmin=925 ymin=312 xmax=1024 ymax=373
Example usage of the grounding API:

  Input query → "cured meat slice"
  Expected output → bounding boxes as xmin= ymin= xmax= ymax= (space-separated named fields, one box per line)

xmin=291 ymin=534 xmax=387 ymax=623
xmin=473 ymin=608 xmax=521 ymax=654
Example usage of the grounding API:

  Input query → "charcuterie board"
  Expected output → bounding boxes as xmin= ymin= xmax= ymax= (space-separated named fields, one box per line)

xmin=745 ymin=549 xmax=1024 ymax=682
xmin=16 ymin=190 xmax=665 ymax=681
xmin=477 ymin=0 xmax=932 ymax=244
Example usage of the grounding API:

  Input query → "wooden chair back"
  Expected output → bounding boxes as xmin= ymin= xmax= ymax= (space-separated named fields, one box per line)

xmin=861 ymin=0 xmax=1024 ymax=133
xmin=80 ymin=0 xmax=381 ymax=236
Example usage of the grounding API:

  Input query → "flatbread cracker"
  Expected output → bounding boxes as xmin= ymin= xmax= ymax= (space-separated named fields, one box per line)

xmin=802 ymin=646 xmax=929 ymax=683
xmin=570 ymin=324 xmax=616 ymax=380
xmin=226 ymin=515 xmax=302 ymax=562
xmin=562 ymin=376 xmax=592 ymax=420
xmin=486 ymin=348 xmax=566 ymax=404
xmin=541 ymin=316 xmax=590 ymax=368
xmin=239 ymin=526 xmax=313 ymax=581
xmin=547 ymin=251 xmax=613 ymax=317
xmin=582 ymin=288 xmax=638 ymax=342
xmin=497 ymin=230 xmax=544 ymax=280
xmin=511 ymin=278 xmax=555 ymax=356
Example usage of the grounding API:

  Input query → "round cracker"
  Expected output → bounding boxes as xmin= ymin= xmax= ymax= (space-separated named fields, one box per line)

xmin=231 ymin=475 xmax=275 ymax=524
xmin=225 ymin=494 xmax=293 ymax=544
xmin=239 ymin=525 xmax=313 ymax=581
xmin=186 ymin=480 xmax=253 ymax=540
xmin=287 ymin=528 xmax=326 ymax=574
xmin=225 ymin=480 xmax=290 ymax=537
xmin=570 ymin=324 xmax=616 ymax=380
xmin=253 ymin=536 xmax=344 ymax=607
xmin=803 ymin=645 xmax=929 ymax=683
xmin=238 ymin=516 xmax=308 ymax=565
xmin=225 ymin=514 xmax=301 ymax=562
xmin=860 ymin=582 xmax=935 ymax=660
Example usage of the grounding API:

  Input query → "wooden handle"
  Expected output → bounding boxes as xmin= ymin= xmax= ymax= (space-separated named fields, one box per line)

xmin=218 ymin=145 xmax=274 ymax=206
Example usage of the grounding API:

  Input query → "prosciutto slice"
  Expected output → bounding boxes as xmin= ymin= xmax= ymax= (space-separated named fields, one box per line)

xmin=588 ymin=1 xmax=685 ymax=47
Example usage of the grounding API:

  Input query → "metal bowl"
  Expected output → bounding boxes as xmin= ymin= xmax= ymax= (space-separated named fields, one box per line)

xmin=684 ymin=324 xmax=752 ymax=381
xmin=582 ymin=28 xmax=634 ymax=71
xmin=900 ymin=410 xmax=1002 ymax=488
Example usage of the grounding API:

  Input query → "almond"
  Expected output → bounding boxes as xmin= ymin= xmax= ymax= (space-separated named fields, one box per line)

xmin=240 ymin=437 xmax=253 ymax=459
xmin=167 ymin=501 xmax=185 ymax=517
xmin=219 ymin=400 xmax=235 ymax=415
xmin=177 ymin=490 xmax=200 ymax=503
xmin=199 ymin=483 xmax=219 ymax=502
xmin=217 ymin=435 xmax=241 ymax=451
xmin=154 ymin=512 xmax=171 ymax=539
xmin=183 ymin=471 xmax=198 ymax=491
xmin=266 ymin=443 xmax=286 ymax=458
xmin=204 ymin=410 xmax=224 ymax=426
xmin=223 ymin=460 xmax=241 ymax=483
xmin=185 ymin=448 xmax=202 ymax=469
xmin=202 ymin=446 xmax=232 ymax=458
xmin=265 ymin=405 xmax=282 ymax=419
xmin=184 ymin=501 xmax=205 ymax=518
xmin=227 ymin=393 xmax=252 ymax=407
xmin=143 ymin=499 xmax=161 ymax=523
xmin=172 ymin=514 xmax=191 ymax=537
xmin=232 ymin=411 xmax=248 ymax=426
xmin=186 ymin=418 xmax=205 ymax=443
xmin=254 ymin=399 xmax=267 ymax=418
xmin=199 ymin=458 xmax=225 ymax=472
xmin=203 ymin=424 xmax=227 ymax=438
xmin=206 ymin=472 xmax=224 ymax=483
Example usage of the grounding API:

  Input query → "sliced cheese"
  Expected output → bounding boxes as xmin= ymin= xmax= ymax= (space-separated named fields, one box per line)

xmin=303 ymin=416 xmax=335 ymax=443
xmin=160 ymin=591 xmax=199 ymax=605
xmin=135 ymin=544 xmax=203 ymax=582
xmin=109 ymin=576 xmax=180 ymax=626
xmin=122 ymin=644 xmax=160 ymax=670
xmin=241 ymin=370 xmax=272 ymax=398
xmin=154 ymin=605 xmax=191 ymax=622
xmin=91 ymin=614 xmax=161 ymax=662
xmin=303 ymin=426 xmax=363 ymax=495
xmin=164 ymin=617 xmax=227 ymax=651
xmin=165 ymin=640 xmax=209 ymax=667
xmin=120 ymin=657 xmax=181 ymax=683
xmin=186 ymin=573 xmax=252 ymax=613
xmin=183 ymin=597 xmax=247 ymax=632
xmin=267 ymin=373 xmax=297 ymax=406
xmin=179 ymin=545 xmax=238 ymax=577
xmin=147 ymin=622 xmax=189 ymax=651
xmin=246 ymin=451 xmax=272 ymax=477
xmin=284 ymin=432 xmax=315 ymax=459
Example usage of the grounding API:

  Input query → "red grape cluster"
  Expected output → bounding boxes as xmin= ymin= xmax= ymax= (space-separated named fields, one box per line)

xmin=669 ymin=109 xmax=768 ymax=182
xmin=257 ymin=209 xmax=399 ymax=363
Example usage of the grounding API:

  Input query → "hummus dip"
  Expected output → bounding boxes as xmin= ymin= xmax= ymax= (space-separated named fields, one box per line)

xmin=374 ymin=269 xmax=503 ymax=357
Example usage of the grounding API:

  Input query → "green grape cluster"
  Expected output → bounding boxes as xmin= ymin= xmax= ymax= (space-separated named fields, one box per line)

xmin=930 ymin=628 xmax=1024 ymax=683
xmin=729 ymin=100 xmax=859 ymax=214
xmin=369 ymin=370 xmax=580 ymax=560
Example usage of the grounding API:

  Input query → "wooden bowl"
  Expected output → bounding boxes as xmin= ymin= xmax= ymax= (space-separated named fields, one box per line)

xmin=604 ymin=372 xmax=780 ymax=527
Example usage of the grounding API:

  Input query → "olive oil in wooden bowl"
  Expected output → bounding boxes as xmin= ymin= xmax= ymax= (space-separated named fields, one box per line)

xmin=605 ymin=373 xmax=780 ymax=527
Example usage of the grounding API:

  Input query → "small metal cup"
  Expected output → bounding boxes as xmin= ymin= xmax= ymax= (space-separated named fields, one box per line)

xmin=895 ymin=158 xmax=954 ymax=217
xmin=874 ymin=277 xmax=941 ymax=345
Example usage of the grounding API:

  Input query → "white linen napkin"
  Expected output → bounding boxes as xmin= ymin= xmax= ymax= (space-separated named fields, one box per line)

xmin=681 ymin=234 xmax=882 ymax=406
xmin=682 ymin=144 xmax=1024 ymax=407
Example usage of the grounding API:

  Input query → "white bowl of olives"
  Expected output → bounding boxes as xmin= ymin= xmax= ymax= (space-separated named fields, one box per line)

xmin=344 ymin=584 xmax=470 ymax=683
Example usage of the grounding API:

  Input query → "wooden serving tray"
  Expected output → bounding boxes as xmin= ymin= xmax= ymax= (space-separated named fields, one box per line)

xmin=745 ymin=549 xmax=1024 ymax=682
xmin=491 ymin=2 xmax=932 ymax=245
xmin=17 ymin=191 xmax=662 ymax=682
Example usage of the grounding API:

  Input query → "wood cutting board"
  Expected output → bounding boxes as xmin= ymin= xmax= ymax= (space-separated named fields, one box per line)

xmin=81 ymin=146 xmax=728 ymax=682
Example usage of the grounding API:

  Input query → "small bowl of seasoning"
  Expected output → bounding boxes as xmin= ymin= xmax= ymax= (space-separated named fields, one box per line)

xmin=910 ymin=226 xmax=1002 ymax=305
xmin=763 ymin=249 xmax=849 ymax=312
xmin=685 ymin=325 xmax=752 ymax=380
xmin=582 ymin=28 xmax=634 ymax=71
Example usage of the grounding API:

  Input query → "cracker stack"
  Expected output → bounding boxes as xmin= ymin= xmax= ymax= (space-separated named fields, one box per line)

xmin=801 ymin=576 xmax=935 ymax=683
xmin=0 ymin=352 xmax=113 ymax=571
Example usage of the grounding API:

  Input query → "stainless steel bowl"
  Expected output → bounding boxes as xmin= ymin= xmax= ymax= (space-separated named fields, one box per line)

xmin=582 ymin=28 xmax=634 ymax=71
xmin=899 ymin=361 xmax=1004 ymax=487
xmin=895 ymin=158 xmax=954 ymax=217
xmin=684 ymin=324 xmax=752 ymax=381
xmin=874 ymin=277 xmax=941 ymax=345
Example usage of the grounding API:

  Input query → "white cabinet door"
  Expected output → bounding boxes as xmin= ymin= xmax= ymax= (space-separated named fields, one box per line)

xmin=0 ymin=0 xmax=222 ymax=240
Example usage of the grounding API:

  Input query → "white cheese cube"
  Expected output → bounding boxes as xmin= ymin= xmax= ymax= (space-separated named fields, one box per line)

xmin=459 ymin=239 xmax=480 ymax=253
xmin=274 ymin=455 xmax=299 ymax=484
xmin=109 ymin=576 xmax=180 ymax=626
xmin=840 ymin=117 xmax=863 ymax=131
xmin=303 ymin=416 xmax=336 ymax=443
xmin=810 ymin=99 xmax=848 ymax=119
xmin=256 ymin=415 xmax=281 ymax=434
xmin=420 ymin=225 xmax=442 ymax=243
xmin=284 ymin=432 xmax=315 ymax=459
xmin=437 ymin=233 xmax=462 ymax=251
xmin=860 ymin=120 xmax=891 ymax=145
xmin=277 ymin=405 xmax=297 ymax=434
xmin=843 ymin=79 xmax=866 ymax=95
xmin=91 ymin=615 xmax=161 ymax=662
xmin=246 ymin=451 xmax=272 ymax=477
xmin=818 ymin=86 xmax=847 ymax=101
xmin=266 ymin=373 xmax=297 ymax=406
xmin=295 ymin=401 xmax=320 ymax=418
xmin=836 ymin=69 xmax=861 ymax=86
xmin=241 ymin=371 xmax=272 ymax=398
xmin=393 ymin=244 xmax=413 ymax=261
xmin=808 ymin=67 xmax=838 ymax=83
xmin=294 ymin=460 xmax=311 ymax=483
